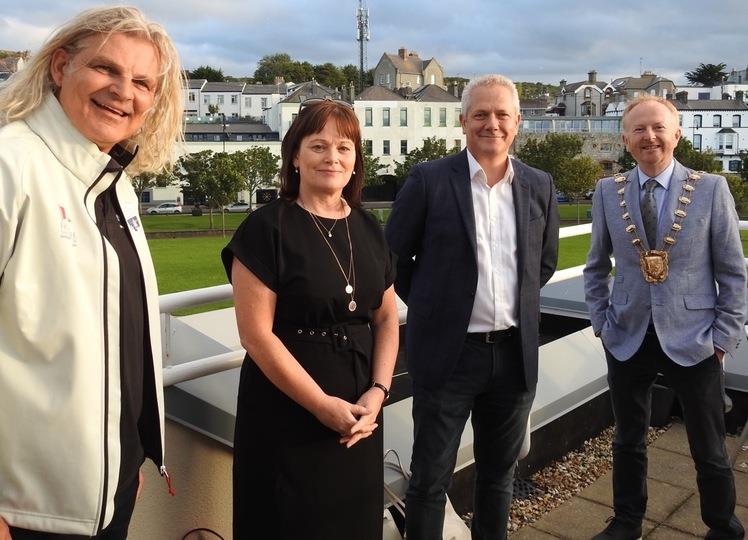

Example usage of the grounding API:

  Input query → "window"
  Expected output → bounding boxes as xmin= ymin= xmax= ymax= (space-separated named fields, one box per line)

xmin=713 ymin=114 xmax=722 ymax=127
xmin=584 ymin=88 xmax=592 ymax=99
xmin=244 ymin=97 xmax=251 ymax=107
xmin=417 ymin=75 xmax=422 ymax=84
xmin=439 ymin=107 xmax=447 ymax=127
xmin=383 ymin=140 xmax=390 ymax=155
xmin=400 ymin=140 xmax=408 ymax=154
xmin=430 ymin=74 xmax=435 ymax=84
xmin=188 ymin=92 xmax=195 ymax=102
xmin=678 ymin=114 xmax=683 ymax=126
xmin=719 ymin=133 xmax=735 ymax=151
xmin=379 ymin=75 xmax=386 ymax=85
xmin=364 ymin=140 xmax=373 ymax=154
xmin=203 ymin=95 xmax=210 ymax=104
xmin=217 ymin=95 xmax=224 ymax=105
xmin=600 ymin=143 xmax=612 ymax=152
xmin=400 ymin=108 xmax=408 ymax=126
xmin=382 ymin=108 xmax=390 ymax=127
xmin=365 ymin=108 xmax=373 ymax=126
xmin=140 ymin=191 xmax=151 ymax=203
xmin=261 ymin=98 xmax=268 ymax=108
xmin=733 ymin=115 xmax=741 ymax=127
xmin=424 ymin=107 xmax=432 ymax=127
xmin=698 ymin=92 xmax=710 ymax=100
xmin=455 ymin=108 xmax=462 ymax=127
xmin=693 ymin=115 xmax=702 ymax=128
xmin=693 ymin=134 xmax=702 ymax=150
xmin=729 ymin=160 xmax=742 ymax=172
xmin=231 ymin=95 xmax=238 ymax=104
xmin=454 ymin=139 xmax=461 ymax=150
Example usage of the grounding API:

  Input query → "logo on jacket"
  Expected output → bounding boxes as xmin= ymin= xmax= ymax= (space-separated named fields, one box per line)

xmin=59 ymin=206 xmax=77 ymax=246
xmin=127 ymin=216 xmax=141 ymax=232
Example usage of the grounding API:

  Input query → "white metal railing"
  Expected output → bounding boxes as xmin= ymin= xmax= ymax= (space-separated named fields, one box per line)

xmin=159 ymin=220 xmax=748 ymax=386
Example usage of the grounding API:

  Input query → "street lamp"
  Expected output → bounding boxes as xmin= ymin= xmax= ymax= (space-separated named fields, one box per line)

xmin=220 ymin=112 xmax=227 ymax=152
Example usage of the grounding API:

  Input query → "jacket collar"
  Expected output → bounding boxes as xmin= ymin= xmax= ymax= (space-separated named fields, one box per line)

xmin=24 ymin=94 xmax=136 ymax=187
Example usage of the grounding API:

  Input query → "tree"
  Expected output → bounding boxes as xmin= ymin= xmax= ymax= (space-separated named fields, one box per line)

xmin=231 ymin=147 xmax=280 ymax=205
xmin=176 ymin=150 xmax=216 ymax=227
xmin=394 ymin=137 xmax=458 ymax=179
xmin=313 ymin=63 xmax=346 ymax=90
xmin=517 ymin=133 xmax=599 ymax=222
xmin=207 ymin=104 xmax=220 ymax=115
xmin=516 ymin=133 xmax=583 ymax=177
xmin=724 ymin=173 xmax=748 ymax=213
xmin=685 ymin=63 xmax=727 ymax=87
xmin=555 ymin=156 xmax=603 ymax=222
xmin=341 ymin=65 xmax=360 ymax=86
xmin=617 ymin=149 xmax=636 ymax=172
xmin=738 ymin=151 xmax=748 ymax=181
xmin=189 ymin=65 xmax=225 ymax=82
xmin=131 ymin=169 xmax=177 ymax=214
xmin=673 ymin=138 xmax=722 ymax=172
xmin=363 ymin=153 xmax=387 ymax=186
xmin=254 ymin=53 xmax=313 ymax=84
xmin=209 ymin=152 xmax=246 ymax=236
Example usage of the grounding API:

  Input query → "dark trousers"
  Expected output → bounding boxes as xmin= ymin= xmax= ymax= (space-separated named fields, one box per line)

xmin=605 ymin=331 xmax=744 ymax=539
xmin=405 ymin=332 xmax=535 ymax=540
xmin=9 ymin=474 xmax=139 ymax=540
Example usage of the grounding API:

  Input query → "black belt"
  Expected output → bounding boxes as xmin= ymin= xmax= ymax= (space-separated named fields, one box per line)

xmin=466 ymin=327 xmax=516 ymax=344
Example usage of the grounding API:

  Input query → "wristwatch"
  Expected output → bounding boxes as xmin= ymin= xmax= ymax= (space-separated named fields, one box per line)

xmin=370 ymin=381 xmax=390 ymax=402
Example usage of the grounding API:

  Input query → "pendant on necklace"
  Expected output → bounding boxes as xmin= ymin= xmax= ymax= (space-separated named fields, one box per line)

xmin=345 ymin=284 xmax=353 ymax=294
xmin=327 ymin=232 xmax=332 ymax=238
xmin=348 ymin=300 xmax=357 ymax=312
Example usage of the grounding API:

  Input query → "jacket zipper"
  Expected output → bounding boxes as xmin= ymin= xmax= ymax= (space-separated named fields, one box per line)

xmin=84 ymin=170 xmax=112 ymax=534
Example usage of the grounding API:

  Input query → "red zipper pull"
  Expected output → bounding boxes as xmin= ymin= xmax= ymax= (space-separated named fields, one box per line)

xmin=160 ymin=465 xmax=176 ymax=496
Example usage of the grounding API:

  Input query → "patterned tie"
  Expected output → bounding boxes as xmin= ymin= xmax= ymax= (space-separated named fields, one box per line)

xmin=642 ymin=178 xmax=658 ymax=248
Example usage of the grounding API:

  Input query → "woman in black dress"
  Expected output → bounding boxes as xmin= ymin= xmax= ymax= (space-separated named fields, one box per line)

xmin=222 ymin=98 xmax=399 ymax=540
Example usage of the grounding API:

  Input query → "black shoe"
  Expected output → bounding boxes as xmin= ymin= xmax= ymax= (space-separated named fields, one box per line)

xmin=591 ymin=517 xmax=642 ymax=540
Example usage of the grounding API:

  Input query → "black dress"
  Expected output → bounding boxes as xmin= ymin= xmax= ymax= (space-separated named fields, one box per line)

xmin=221 ymin=199 xmax=394 ymax=540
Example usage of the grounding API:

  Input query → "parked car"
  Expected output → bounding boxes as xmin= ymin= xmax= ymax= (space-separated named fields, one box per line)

xmin=556 ymin=192 xmax=570 ymax=203
xmin=146 ymin=202 xmax=182 ymax=215
xmin=223 ymin=202 xmax=251 ymax=213
xmin=584 ymin=189 xmax=595 ymax=200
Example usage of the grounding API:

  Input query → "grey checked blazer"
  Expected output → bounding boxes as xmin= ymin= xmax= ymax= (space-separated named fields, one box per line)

xmin=583 ymin=161 xmax=747 ymax=364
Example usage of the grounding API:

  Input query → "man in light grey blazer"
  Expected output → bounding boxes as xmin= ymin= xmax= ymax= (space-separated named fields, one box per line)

xmin=584 ymin=95 xmax=746 ymax=540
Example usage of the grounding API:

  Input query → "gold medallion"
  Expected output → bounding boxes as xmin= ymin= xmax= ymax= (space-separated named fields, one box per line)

xmin=639 ymin=250 xmax=669 ymax=283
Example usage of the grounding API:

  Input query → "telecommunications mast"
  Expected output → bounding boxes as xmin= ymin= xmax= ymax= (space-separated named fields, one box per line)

xmin=356 ymin=0 xmax=369 ymax=94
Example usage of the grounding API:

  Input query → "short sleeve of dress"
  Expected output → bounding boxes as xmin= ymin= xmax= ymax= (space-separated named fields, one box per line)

xmin=221 ymin=203 xmax=279 ymax=291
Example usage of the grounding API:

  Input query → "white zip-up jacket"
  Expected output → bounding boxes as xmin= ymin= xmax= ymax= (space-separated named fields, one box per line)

xmin=0 ymin=95 xmax=166 ymax=535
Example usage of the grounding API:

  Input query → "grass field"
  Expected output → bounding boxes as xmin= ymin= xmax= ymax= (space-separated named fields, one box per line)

xmin=150 ymin=221 xmax=748 ymax=315
xmin=142 ymin=213 xmax=248 ymax=232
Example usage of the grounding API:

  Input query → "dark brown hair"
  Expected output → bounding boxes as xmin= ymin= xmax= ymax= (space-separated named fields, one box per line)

xmin=279 ymin=100 xmax=364 ymax=207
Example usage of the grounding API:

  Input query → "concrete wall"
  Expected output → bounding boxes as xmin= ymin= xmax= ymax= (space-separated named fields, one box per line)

xmin=129 ymin=420 xmax=234 ymax=540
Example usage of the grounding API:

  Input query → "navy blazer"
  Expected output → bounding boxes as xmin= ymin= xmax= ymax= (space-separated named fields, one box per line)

xmin=385 ymin=150 xmax=559 ymax=391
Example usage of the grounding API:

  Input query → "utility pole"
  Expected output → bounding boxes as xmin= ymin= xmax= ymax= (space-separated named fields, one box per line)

xmin=356 ymin=0 xmax=369 ymax=95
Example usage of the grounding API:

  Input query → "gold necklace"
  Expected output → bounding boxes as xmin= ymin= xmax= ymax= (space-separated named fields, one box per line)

xmin=615 ymin=170 xmax=702 ymax=283
xmin=299 ymin=199 xmax=357 ymax=311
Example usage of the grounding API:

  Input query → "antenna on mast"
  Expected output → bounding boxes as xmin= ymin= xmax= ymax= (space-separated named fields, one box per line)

xmin=356 ymin=0 xmax=369 ymax=95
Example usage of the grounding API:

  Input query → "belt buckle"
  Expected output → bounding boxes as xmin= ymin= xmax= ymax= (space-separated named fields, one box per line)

xmin=484 ymin=331 xmax=495 ymax=344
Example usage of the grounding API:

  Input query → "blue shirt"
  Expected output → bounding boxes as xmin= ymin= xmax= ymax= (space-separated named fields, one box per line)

xmin=637 ymin=160 xmax=675 ymax=221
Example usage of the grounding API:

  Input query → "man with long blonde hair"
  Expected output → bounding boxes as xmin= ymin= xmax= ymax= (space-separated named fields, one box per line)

xmin=0 ymin=6 xmax=183 ymax=539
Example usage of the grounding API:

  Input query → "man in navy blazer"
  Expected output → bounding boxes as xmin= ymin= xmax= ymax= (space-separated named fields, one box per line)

xmin=584 ymin=96 xmax=746 ymax=540
xmin=386 ymin=74 xmax=559 ymax=540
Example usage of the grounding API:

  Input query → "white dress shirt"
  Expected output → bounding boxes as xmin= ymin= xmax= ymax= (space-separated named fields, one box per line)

xmin=466 ymin=150 xmax=519 ymax=332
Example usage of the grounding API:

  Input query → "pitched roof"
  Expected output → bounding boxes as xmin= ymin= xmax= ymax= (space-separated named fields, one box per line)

xmin=185 ymin=79 xmax=207 ymax=90
xmin=563 ymin=80 xmax=606 ymax=93
xmin=202 ymin=82 xmax=246 ymax=93
xmin=611 ymin=74 xmax=674 ymax=91
xmin=355 ymin=86 xmax=405 ymax=101
xmin=410 ymin=84 xmax=459 ymax=102
xmin=383 ymin=52 xmax=426 ymax=75
xmin=671 ymin=99 xmax=748 ymax=111
xmin=280 ymin=80 xmax=343 ymax=104
xmin=242 ymin=83 xmax=289 ymax=95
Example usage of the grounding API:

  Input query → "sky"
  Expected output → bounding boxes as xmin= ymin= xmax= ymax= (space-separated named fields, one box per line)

xmin=1 ymin=0 xmax=746 ymax=86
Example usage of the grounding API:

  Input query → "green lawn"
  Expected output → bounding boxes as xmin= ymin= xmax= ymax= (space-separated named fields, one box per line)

xmin=150 ymin=226 xmax=748 ymax=316
xmin=142 ymin=213 xmax=248 ymax=232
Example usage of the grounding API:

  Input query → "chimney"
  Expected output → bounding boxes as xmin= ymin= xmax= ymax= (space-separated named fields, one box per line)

xmin=560 ymin=79 xmax=566 ymax=87
xmin=349 ymin=81 xmax=356 ymax=102
xmin=588 ymin=70 xmax=597 ymax=83
xmin=274 ymin=76 xmax=285 ymax=85
xmin=398 ymin=47 xmax=407 ymax=59
xmin=736 ymin=90 xmax=744 ymax=103
xmin=675 ymin=91 xmax=688 ymax=105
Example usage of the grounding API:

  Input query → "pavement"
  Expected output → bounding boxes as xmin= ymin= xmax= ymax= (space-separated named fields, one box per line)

xmin=510 ymin=421 xmax=748 ymax=539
